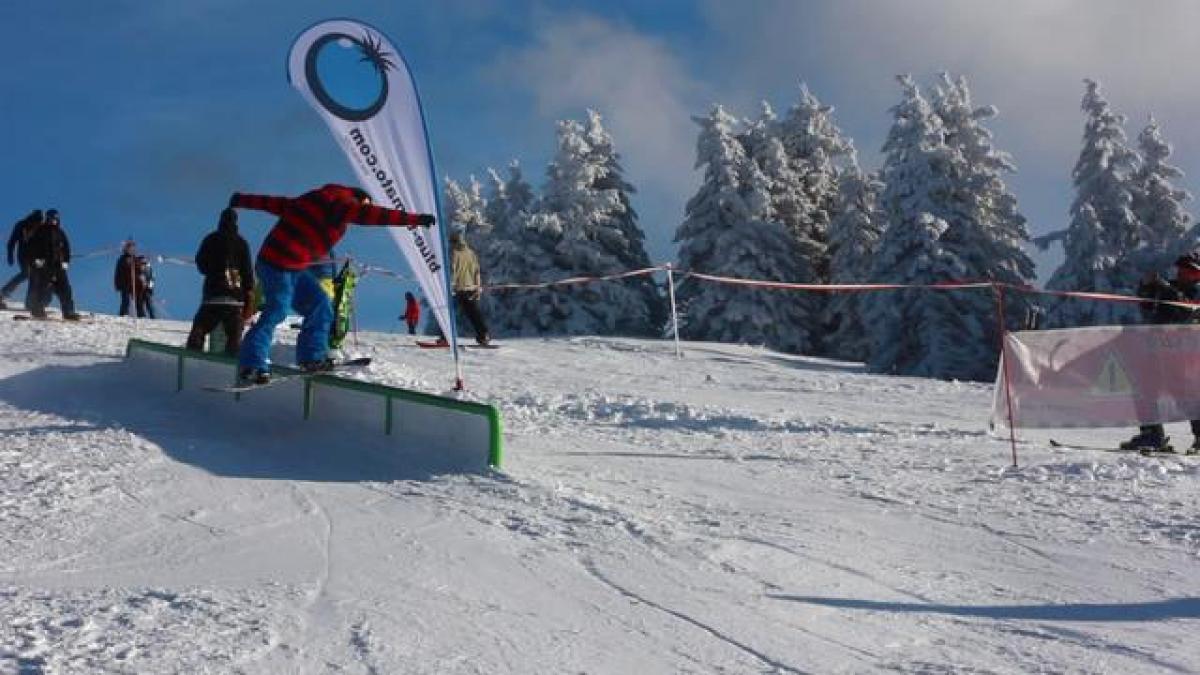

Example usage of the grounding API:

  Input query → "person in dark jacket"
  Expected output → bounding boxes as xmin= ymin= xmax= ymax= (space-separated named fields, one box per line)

xmin=1121 ymin=252 xmax=1200 ymax=453
xmin=135 ymin=255 xmax=156 ymax=319
xmin=227 ymin=183 xmax=434 ymax=383
xmin=186 ymin=208 xmax=254 ymax=355
xmin=114 ymin=240 xmax=148 ymax=317
xmin=401 ymin=291 xmax=420 ymax=335
xmin=1 ymin=209 xmax=43 ymax=309
xmin=25 ymin=209 xmax=80 ymax=320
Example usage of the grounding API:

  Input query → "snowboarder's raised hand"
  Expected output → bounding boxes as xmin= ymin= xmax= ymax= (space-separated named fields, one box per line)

xmin=415 ymin=213 xmax=435 ymax=228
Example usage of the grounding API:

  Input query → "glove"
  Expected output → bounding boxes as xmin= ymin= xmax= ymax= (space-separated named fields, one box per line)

xmin=227 ymin=193 xmax=240 ymax=209
xmin=33 ymin=259 xmax=45 ymax=269
xmin=415 ymin=213 xmax=435 ymax=227
xmin=60 ymin=262 xmax=68 ymax=270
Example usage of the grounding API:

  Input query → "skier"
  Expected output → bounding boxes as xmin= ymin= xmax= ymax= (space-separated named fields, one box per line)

xmin=401 ymin=291 xmax=420 ymax=335
xmin=1120 ymin=252 xmax=1200 ymax=453
xmin=227 ymin=183 xmax=434 ymax=384
xmin=114 ymin=240 xmax=146 ymax=317
xmin=450 ymin=230 xmax=490 ymax=346
xmin=1 ymin=209 xmax=43 ymax=309
xmin=186 ymin=208 xmax=254 ymax=355
xmin=25 ymin=209 xmax=81 ymax=320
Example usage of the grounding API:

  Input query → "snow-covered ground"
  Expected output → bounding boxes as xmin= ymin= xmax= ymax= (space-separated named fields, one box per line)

xmin=1 ymin=313 xmax=1198 ymax=674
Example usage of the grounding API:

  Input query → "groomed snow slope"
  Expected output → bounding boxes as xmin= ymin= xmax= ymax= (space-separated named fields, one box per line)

xmin=1 ymin=315 xmax=1197 ymax=674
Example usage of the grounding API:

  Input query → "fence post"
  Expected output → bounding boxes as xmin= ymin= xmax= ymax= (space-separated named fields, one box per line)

xmin=665 ymin=264 xmax=682 ymax=359
xmin=995 ymin=284 xmax=1019 ymax=468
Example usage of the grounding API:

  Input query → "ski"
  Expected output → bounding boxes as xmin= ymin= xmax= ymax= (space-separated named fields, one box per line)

xmin=415 ymin=340 xmax=499 ymax=350
xmin=12 ymin=313 xmax=93 ymax=323
xmin=1049 ymin=438 xmax=1196 ymax=456
xmin=203 ymin=357 xmax=372 ymax=394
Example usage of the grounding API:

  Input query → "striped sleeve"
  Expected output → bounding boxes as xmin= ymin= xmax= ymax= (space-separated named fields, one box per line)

xmin=345 ymin=203 xmax=423 ymax=227
xmin=231 ymin=193 xmax=289 ymax=216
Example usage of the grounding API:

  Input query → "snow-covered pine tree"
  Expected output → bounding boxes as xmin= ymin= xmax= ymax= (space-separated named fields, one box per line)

xmin=740 ymin=103 xmax=822 ymax=347
xmin=931 ymin=73 xmax=1035 ymax=364
xmin=824 ymin=165 xmax=885 ymax=361
xmin=516 ymin=111 xmax=661 ymax=336
xmin=1127 ymin=116 xmax=1195 ymax=272
xmin=674 ymin=106 xmax=812 ymax=352
xmin=775 ymin=83 xmax=857 ymax=282
xmin=475 ymin=161 xmax=569 ymax=337
xmin=443 ymin=175 xmax=489 ymax=234
xmin=862 ymin=75 xmax=985 ymax=380
xmin=1045 ymin=79 xmax=1143 ymax=326
xmin=578 ymin=110 xmax=665 ymax=334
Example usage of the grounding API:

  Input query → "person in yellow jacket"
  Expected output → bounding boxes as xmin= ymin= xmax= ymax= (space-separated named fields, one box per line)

xmin=450 ymin=231 xmax=490 ymax=345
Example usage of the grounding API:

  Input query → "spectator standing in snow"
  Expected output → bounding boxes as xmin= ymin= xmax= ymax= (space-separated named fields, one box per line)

xmin=1 ymin=209 xmax=43 ymax=310
xmin=114 ymin=240 xmax=146 ymax=317
xmin=450 ymin=230 xmax=490 ymax=346
xmin=25 ymin=209 xmax=80 ymax=320
xmin=186 ymin=208 xmax=254 ymax=355
xmin=135 ymin=255 xmax=156 ymax=319
xmin=1120 ymin=252 xmax=1200 ymax=453
xmin=401 ymin=291 xmax=420 ymax=335
xmin=227 ymin=183 xmax=434 ymax=384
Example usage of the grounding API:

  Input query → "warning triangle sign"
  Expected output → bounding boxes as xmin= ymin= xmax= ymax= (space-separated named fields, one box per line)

xmin=1090 ymin=353 xmax=1133 ymax=396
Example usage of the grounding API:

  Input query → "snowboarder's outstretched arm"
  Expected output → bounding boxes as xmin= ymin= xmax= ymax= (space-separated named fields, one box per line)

xmin=229 ymin=193 xmax=289 ymax=216
xmin=345 ymin=202 xmax=434 ymax=229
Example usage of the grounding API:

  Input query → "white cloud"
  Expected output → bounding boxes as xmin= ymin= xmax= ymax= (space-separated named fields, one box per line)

xmin=698 ymin=0 xmax=1200 ymax=240
xmin=489 ymin=13 xmax=709 ymax=246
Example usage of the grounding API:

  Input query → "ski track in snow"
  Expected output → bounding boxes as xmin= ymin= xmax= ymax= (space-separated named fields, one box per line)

xmin=0 ymin=318 xmax=1198 ymax=672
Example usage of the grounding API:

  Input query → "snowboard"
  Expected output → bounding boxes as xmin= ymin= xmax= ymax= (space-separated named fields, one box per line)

xmin=415 ymin=340 xmax=499 ymax=350
xmin=203 ymin=357 xmax=373 ymax=394
xmin=1049 ymin=438 xmax=1196 ymax=456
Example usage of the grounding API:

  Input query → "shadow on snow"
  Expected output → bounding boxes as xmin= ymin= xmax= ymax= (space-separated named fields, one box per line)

xmin=0 ymin=361 xmax=449 ymax=483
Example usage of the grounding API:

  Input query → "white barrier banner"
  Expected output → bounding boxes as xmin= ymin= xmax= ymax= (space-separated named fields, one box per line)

xmin=288 ymin=19 xmax=455 ymax=347
xmin=994 ymin=324 xmax=1200 ymax=429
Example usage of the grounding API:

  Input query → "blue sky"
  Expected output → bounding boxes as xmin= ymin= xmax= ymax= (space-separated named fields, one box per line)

xmin=3 ymin=1 xmax=1199 ymax=329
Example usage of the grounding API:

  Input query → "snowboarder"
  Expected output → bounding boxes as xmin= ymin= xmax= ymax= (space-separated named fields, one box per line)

xmin=1120 ymin=252 xmax=1200 ymax=453
xmin=114 ymin=240 xmax=148 ymax=317
xmin=186 ymin=208 xmax=254 ymax=356
xmin=227 ymin=183 xmax=434 ymax=384
xmin=25 ymin=209 xmax=80 ymax=320
xmin=1 ymin=209 xmax=43 ymax=309
xmin=402 ymin=291 xmax=420 ymax=335
xmin=450 ymin=230 xmax=490 ymax=346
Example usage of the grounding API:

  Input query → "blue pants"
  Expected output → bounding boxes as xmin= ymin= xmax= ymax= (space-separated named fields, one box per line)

xmin=239 ymin=261 xmax=333 ymax=371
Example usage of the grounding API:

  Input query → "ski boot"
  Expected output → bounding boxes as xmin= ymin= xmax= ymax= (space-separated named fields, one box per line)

xmin=1119 ymin=431 xmax=1171 ymax=453
xmin=0 ymin=298 xmax=6 ymax=310
xmin=299 ymin=358 xmax=336 ymax=373
xmin=62 ymin=313 xmax=83 ymax=321
xmin=238 ymin=367 xmax=270 ymax=385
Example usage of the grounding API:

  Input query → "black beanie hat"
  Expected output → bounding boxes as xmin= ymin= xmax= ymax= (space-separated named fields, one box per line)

xmin=218 ymin=208 xmax=238 ymax=234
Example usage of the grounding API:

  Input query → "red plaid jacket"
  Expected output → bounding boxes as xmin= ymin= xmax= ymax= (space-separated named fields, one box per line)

xmin=231 ymin=184 xmax=426 ymax=270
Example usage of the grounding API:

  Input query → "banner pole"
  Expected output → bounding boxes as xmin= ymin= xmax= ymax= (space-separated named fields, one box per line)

xmin=665 ymin=264 xmax=682 ymax=359
xmin=995 ymin=283 xmax=1019 ymax=467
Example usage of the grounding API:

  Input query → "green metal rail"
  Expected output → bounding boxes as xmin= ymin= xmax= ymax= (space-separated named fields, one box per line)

xmin=125 ymin=338 xmax=502 ymax=468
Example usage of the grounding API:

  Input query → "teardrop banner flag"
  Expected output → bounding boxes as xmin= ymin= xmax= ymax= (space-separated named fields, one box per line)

xmin=287 ymin=19 xmax=459 ymax=356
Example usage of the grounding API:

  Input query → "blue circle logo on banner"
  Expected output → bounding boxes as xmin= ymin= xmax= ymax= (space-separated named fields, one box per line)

xmin=304 ymin=32 xmax=394 ymax=121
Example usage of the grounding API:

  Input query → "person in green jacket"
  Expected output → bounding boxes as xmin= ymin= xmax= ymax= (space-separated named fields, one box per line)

xmin=450 ymin=230 xmax=490 ymax=345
